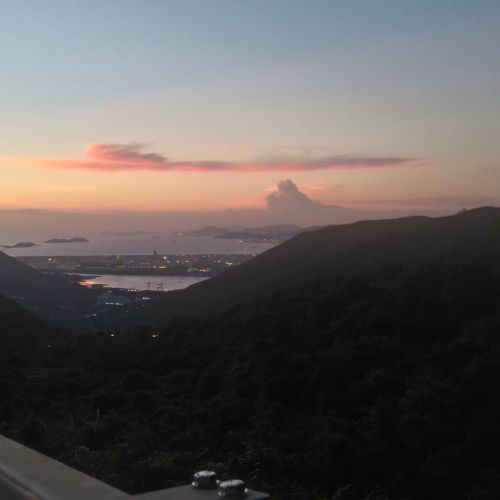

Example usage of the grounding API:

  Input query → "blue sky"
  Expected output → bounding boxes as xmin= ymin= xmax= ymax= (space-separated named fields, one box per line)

xmin=0 ymin=0 xmax=499 ymax=222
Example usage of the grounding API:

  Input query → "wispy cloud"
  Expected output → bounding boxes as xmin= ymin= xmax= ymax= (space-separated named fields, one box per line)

xmin=1 ymin=142 xmax=423 ymax=173
xmin=0 ymin=208 xmax=46 ymax=214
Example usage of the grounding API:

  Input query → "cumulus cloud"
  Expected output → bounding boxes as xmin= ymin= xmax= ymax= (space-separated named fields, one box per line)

xmin=1 ymin=143 xmax=423 ymax=173
xmin=266 ymin=179 xmax=325 ymax=211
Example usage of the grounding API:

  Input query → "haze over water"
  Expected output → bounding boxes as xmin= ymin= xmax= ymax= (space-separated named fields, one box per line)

xmin=2 ymin=232 xmax=274 ymax=257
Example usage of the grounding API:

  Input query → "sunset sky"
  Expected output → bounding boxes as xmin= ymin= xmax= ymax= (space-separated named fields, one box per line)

xmin=1 ymin=1 xmax=500 ymax=230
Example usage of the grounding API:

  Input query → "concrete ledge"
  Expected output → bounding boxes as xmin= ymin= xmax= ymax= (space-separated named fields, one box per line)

xmin=0 ymin=435 xmax=269 ymax=500
xmin=133 ymin=484 xmax=269 ymax=500
xmin=0 ymin=435 xmax=128 ymax=500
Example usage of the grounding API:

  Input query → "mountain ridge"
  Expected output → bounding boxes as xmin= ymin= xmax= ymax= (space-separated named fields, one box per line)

xmin=113 ymin=206 xmax=500 ymax=326
xmin=0 ymin=250 xmax=95 ymax=326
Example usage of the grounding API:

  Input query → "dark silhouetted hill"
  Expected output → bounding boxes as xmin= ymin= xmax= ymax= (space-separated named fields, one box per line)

xmin=116 ymin=206 xmax=500 ymax=326
xmin=0 ymin=251 xmax=95 ymax=326
xmin=0 ymin=292 xmax=46 ymax=340
xmin=0 ymin=291 xmax=64 ymax=358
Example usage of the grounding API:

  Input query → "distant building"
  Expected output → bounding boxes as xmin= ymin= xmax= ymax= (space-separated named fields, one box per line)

xmin=151 ymin=249 xmax=161 ymax=267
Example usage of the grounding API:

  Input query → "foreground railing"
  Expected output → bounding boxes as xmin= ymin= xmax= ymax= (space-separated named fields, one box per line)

xmin=0 ymin=435 xmax=268 ymax=500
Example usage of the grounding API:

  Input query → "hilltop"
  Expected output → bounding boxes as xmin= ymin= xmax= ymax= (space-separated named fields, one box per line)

xmin=115 ymin=206 xmax=500 ymax=326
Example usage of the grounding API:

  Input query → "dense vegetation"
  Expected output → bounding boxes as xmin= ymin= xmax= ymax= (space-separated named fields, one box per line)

xmin=0 ymin=292 xmax=63 ymax=356
xmin=2 ymin=207 xmax=500 ymax=499
xmin=0 ymin=250 xmax=96 ymax=327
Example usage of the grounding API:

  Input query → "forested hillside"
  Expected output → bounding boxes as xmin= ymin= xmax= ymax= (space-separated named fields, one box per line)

xmin=114 ymin=207 xmax=500 ymax=326
xmin=0 ymin=250 xmax=95 ymax=326
xmin=0 ymin=291 xmax=59 ymax=353
xmin=3 ymin=208 xmax=500 ymax=499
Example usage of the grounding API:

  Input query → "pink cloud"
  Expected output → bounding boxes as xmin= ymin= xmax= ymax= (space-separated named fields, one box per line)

xmin=1 ymin=143 xmax=425 ymax=173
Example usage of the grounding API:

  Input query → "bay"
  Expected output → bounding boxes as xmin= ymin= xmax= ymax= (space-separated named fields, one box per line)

xmin=78 ymin=273 xmax=208 ymax=292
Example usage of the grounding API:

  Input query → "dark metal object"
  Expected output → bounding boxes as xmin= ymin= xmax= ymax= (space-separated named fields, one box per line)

xmin=192 ymin=471 xmax=219 ymax=489
xmin=218 ymin=480 xmax=248 ymax=498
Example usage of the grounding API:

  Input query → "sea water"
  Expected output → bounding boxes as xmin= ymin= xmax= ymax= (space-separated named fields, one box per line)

xmin=1 ymin=232 xmax=274 ymax=257
xmin=3 ymin=232 xmax=274 ymax=291
xmin=78 ymin=273 xmax=208 ymax=292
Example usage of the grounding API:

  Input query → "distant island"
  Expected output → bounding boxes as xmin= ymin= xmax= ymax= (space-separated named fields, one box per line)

xmin=189 ymin=224 xmax=304 ymax=243
xmin=44 ymin=237 xmax=89 ymax=244
xmin=100 ymin=231 xmax=154 ymax=237
xmin=187 ymin=226 xmax=228 ymax=237
xmin=1 ymin=241 xmax=38 ymax=249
